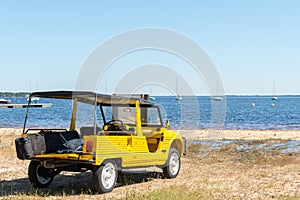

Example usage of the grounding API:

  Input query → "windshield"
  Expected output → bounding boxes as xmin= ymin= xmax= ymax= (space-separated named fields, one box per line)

xmin=100 ymin=105 xmax=163 ymax=127
xmin=101 ymin=105 xmax=136 ymax=125
xmin=141 ymin=106 xmax=162 ymax=126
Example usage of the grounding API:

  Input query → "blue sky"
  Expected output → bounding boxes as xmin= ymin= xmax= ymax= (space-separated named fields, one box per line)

xmin=0 ymin=1 xmax=299 ymax=95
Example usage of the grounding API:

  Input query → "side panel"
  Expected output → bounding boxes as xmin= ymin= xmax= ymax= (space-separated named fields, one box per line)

xmin=96 ymin=136 xmax=128 ymax=154
xmin=121 ymin=152 xmax=167 ymax=167
xmin=123 ymin=136 xmax=168 ymax=167
xmin=83 ymin=135 xmax=168 ymax=167
xmin=129 ymin=136 xmax=149 ymax=152
xmin=88 ymin=136 xmax=129 ymax=165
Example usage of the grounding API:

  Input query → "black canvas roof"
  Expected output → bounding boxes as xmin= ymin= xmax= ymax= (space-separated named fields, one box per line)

xmin=29 ymin=91 xmax=154 ymax=106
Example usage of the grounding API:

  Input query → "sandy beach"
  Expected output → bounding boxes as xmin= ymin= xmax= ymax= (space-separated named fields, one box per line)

xmin=1 ymin=128 xmax=300 ymax=140
xmin=0 ymin=128 xmax=299 ymax=199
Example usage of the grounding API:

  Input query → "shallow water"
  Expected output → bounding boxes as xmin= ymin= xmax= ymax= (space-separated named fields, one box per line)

xmin=0 ymin=96 xmax=300 ymax=130
xmin=192 ymin=139 xmax=300 ymax=154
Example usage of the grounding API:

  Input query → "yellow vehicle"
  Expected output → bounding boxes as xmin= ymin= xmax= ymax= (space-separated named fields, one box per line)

xmin=15 ymin=91 xmax=186 ymax=193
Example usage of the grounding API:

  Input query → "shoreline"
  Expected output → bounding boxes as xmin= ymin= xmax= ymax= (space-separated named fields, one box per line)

xmin=177 ymin=129 xmax=300 ymax=140
xmin=0 ymin=128 xmax=299 ymax=140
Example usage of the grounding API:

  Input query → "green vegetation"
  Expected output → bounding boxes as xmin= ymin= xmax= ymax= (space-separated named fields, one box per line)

xmin=121 ymin=186 xmax=227 ymax=200
xmin=0 ymin=92 xmax=29 ymax=98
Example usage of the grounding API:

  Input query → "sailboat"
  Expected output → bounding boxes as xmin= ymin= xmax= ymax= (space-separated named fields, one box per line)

xmin=208 ymin=81 xmax=223 ymax=101
xmin=176 ymin=94 xmax=182 ymax=101
xmin=271 ymin=80 xmax=278 ymax=101
xmin=176 ymin=79 xmax=182 ymax=100
xmin=27 ymin=82 xmax=40 ymax=103
xmin=149 ymin=85 xmax=156 ymax=101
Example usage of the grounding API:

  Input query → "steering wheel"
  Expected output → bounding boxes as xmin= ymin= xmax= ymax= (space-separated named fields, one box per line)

xmin=103 ymin=119 xmax=124 ymax=131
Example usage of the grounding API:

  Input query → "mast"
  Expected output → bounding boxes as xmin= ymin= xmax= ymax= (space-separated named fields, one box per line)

xmin=272 ymin=80 xmax=278 ymax=101
xmin=176 ymin=78 xmax=182 ymax=100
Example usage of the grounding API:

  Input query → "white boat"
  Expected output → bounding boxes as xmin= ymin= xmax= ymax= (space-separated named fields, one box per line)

xmin=0 ymin=98 xmax=11 ymax=104
xmin=272 ymin=96 xmax=278 ymax=101
xmin=27 ymin=97 xmax=40 ymax=103
xmin=149 ymin=96 xmax=156 ymax=101
xmin=208 ymin=97 xmax=223 ymax=101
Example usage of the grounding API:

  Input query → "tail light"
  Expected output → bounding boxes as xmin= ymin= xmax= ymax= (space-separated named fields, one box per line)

xmin=86 ymin=140 xmax=93 ymax=152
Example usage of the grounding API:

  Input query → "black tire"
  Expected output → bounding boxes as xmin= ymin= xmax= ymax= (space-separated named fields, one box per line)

xmin=93 ymin=161 xmax=118 ymax=193
xmin=28 ymin=161 xmax=56 ymax=188
xmin=163 ymin=148 xmax=181 ymax=179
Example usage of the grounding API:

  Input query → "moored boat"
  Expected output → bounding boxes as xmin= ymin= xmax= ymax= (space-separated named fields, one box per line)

xmin=0 ymin=98 xmax=12 ymax=104
xmin=208 ymin=97 xmax=223 ymax=101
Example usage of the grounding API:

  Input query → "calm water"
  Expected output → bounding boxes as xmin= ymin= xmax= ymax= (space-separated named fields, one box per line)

xmin=1 ymin=96 xmax=300 ymax=130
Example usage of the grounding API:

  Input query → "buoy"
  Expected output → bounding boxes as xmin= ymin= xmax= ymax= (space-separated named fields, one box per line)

xmin=272 ymin=103 xmax=275 ymax=107
xmin=251 ymin=103 xmax=255 ymax=108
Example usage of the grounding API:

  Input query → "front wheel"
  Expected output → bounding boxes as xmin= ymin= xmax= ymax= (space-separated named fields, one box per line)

xmin=28 ymin=161 xmax=58 ymax=188
xmin=163 ymin=148 xmax=181 ymax=178
xmin=93 ymin=161 xmax=118 ymax=193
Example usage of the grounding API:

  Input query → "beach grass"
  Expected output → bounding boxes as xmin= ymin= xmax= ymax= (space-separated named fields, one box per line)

xmin=120 ymin=186 xmax=228 ymax=200
xmin=0 ymin=129 xmax=299 ymax=199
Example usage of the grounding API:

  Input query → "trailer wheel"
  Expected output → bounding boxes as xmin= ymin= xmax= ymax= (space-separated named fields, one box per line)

xmin=163 ymin=148 xmax=181 ymax=178
xmin=93 ymin=161 xmax=118 ymax=193
xmin=28 ymin=161 xmax=56 ymax=188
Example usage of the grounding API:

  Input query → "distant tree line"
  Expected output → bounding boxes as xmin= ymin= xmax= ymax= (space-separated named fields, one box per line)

xmin=0 ymin=92 xmax=29 ymax=98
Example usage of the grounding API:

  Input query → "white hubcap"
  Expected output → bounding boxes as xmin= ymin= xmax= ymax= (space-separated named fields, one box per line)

xmin=101 ymin=163 xmax=116 ymax=189
xmin=169 ymin=153 xmax=180 ymax=175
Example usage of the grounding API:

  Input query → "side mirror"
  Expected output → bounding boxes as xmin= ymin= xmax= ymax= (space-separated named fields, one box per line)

xmin=165 ymin=120 xmax=170 ymax=128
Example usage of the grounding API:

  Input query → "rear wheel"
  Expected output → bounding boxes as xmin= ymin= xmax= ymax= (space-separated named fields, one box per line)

xmin=28 ymin=161 xmax=58 ymax=188
xmin=93 ymin=161 xmax=118 ymax=193
xmin=163 ymin=148 xmax=181 ymax=178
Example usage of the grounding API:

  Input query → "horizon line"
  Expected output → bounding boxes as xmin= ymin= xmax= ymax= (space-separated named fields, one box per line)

xmin=0 ymin=91 xmax=300 ymax=97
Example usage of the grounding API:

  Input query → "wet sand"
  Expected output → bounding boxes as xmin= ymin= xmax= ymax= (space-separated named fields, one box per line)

xmin=177 ymin=129 xmax=300 ymax=140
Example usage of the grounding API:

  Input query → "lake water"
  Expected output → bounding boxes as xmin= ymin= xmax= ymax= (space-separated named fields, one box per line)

xmin=0 ymin=96 xmax=300 ymax=130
